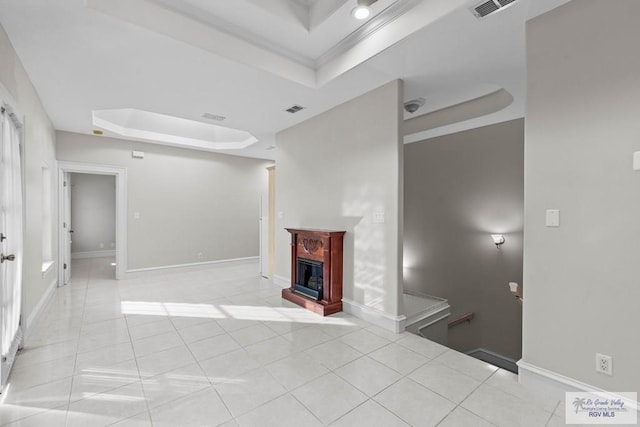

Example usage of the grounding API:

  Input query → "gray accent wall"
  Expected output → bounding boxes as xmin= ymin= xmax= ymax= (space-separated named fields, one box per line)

xmin=57 ymin=131 xmax=271 ymax=270
xmin=404 ymin=119 xmax=524 ymax=360
xmin=70 ymin=173 xmax=116 ymax=255
xmin=523 ymin=0 xmax=640 ymax=391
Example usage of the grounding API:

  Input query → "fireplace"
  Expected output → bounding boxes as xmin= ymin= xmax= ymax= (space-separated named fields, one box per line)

xmin=282 ymin=228 xmax=345 ymax=316
xmin=295 ymin=258 xmax=323 ymax=300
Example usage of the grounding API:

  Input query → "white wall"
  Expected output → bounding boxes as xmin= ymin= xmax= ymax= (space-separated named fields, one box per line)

xmin=70 ymin=173 xmax=116 ymax=255
xmin=0 ymin=23 xmax=57 ymax=322
xmin=523 ymin=0 xmax=640 ymax=392
xmin=276 ymin=80 xmax=404 ymax=320
xmin=56 ymin=131 xmax=271 ymax=271
xmin=404 ymin=119 xmax=524 ymax=360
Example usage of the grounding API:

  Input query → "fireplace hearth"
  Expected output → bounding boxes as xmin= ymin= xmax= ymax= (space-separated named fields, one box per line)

xmin=282 ymin=228 xmax=345 ymax=316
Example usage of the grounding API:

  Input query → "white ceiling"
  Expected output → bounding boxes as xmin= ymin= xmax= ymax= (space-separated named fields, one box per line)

xmin=0 ymin=0 xmax=569 ymax=160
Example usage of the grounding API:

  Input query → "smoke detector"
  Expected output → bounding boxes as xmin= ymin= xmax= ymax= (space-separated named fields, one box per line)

xmin=471 ymin=0 xmax=519 ymax=18
xmin=404 ymin=97 xmax=425 ymax=114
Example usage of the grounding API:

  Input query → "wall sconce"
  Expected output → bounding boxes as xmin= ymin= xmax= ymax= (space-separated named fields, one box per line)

xmin=509 ymin=282 xmax=523 ymax=304
xmin=351 ymin=0 xmax=378 ymax=20
xmin=491 ymin=234 xmax=505 ymax=248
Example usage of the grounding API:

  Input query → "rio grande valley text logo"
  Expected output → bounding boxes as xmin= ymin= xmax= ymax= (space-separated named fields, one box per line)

xmin=566 ymin=392 xmax=637 ymax=425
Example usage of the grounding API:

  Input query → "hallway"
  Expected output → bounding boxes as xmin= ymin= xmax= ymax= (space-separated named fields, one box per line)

xmin=1 ymin=258 xmax=562 ymax=426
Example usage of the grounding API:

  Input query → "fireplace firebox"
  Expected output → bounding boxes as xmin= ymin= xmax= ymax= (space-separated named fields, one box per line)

xmin=295 ymin=258 xmax=323 ymax=300
xmin=282 ymin=228 xmax=345 ymax=316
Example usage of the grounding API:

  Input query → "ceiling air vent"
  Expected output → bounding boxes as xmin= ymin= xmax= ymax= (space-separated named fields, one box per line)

xmin=202 ymin=113 xmax=226 ymax=121
xmin=471 ymin=0 xmax=519 ymax=18
xmin=284 ymin=105 xmax=305 ymax=114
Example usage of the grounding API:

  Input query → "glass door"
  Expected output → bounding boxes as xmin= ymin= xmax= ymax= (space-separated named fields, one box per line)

xmin=0 ymin=101 xmax=24 ymax=387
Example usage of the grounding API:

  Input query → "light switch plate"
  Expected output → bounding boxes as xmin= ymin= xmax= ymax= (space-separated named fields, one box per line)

xmin=634 ymin=151 xmax=640 ymax=171
xmin=546 ymin=209 xmax=560 ymax=227
xmin=373 ymin=212 xmax=385 ymax=224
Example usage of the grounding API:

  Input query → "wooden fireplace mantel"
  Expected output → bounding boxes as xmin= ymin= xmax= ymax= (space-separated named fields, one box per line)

xmin=282 ymin=228 xmax=345 ymax=316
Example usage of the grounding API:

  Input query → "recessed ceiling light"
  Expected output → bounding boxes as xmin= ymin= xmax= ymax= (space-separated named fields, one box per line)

xmin=351 ymin=5 xmax=371 ymax=20
xmin=351 ymin=0 xmax=377 ymax=20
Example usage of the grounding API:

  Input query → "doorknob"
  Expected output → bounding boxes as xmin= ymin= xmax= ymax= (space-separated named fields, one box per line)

xmin=1 ymin=254 xmax=16 ymax=263
xmin=0 ymin=233 xmax=6 ymax=242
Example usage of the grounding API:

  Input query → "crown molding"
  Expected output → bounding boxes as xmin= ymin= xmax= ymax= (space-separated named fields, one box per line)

xmin=148 ymin=0 xmax=420 ymax=74
xmin=315 ymin=0 xmax=422 ymax=68
xmin=87 ymin=0 xmax=454 ymax=88
xmin=149 ymin=0 xmax=317 ymax=68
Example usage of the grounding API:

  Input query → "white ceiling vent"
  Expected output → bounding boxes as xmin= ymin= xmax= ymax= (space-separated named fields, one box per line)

xmin=284 ymin=105 xmax=305 ymax=114
xmin=471 ymin=0 xmax=518 ymax=18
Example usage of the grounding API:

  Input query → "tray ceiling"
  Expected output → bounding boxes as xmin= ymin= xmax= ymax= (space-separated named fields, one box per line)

xmin=0 ymin=0 xmax=570 ymax=159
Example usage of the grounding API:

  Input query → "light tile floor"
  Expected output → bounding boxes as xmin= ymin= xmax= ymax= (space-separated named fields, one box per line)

xmin=0 ymin=258 xmax=568 ymax=426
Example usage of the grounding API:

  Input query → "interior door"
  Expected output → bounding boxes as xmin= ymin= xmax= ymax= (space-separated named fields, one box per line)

xmin=63 ymin=172 xmax=72 ymax=285
xmin=0 ymin=102 xmax=24 ymax=387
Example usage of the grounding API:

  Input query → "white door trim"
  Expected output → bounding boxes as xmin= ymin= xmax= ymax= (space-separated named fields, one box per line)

xmin=62 ymin=171 xmax=71 ymax=285
xmin=259 ymin=194 xmax=268 ymax=278
xmin=57 ymin=161 xmax=127 ymax=281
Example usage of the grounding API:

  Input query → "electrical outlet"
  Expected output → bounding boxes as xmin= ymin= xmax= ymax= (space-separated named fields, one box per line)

xmin=596 ymin=353 xmax=613 ymax=376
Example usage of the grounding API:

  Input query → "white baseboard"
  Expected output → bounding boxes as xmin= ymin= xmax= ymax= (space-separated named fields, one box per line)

xmin=72 ymin=250 xmax=116 ymax=259
xmin=25 ymin=276 xmax=58 ymax=339
xmin=467 ymin=348 xmax=518 ymax=373
xmin=124 ymin=256 xmax=259 ymax=278
xmin=272 ymin=275 xmax=290 ymax=288
xmin=272 ymin=280 xmax=406 ymax=333
xmin=342 ymin=298 xmax=407 ymax=333
xmin=518 ymin=360 xmax=640 ymax=411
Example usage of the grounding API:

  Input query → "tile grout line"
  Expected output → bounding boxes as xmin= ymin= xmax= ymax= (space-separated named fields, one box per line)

xmin=213 ymin=309 xmax=392 ymax=424
xmin=65 ymin=259 xmax=93 ymax=424
xmin=545 ymin=400 xmax=563 ymax=426
xmin=85 ymin=258 xmax=151 ymax=427
xmin=288 ymin=388 xmax=331 ymax=426
xmin=169 ymin=312 xmax=237 ymax=425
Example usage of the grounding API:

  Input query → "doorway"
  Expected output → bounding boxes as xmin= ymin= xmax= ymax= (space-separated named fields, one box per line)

xmin=58 ymin=162 xmax=127 ymax=284
xmin=69 ymin=173 xmax=117 ymax=274
xmin=259 ymin=165 xmax=276 ymax=279
xmin=259 ymin=193 xmax=268 ymax=278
